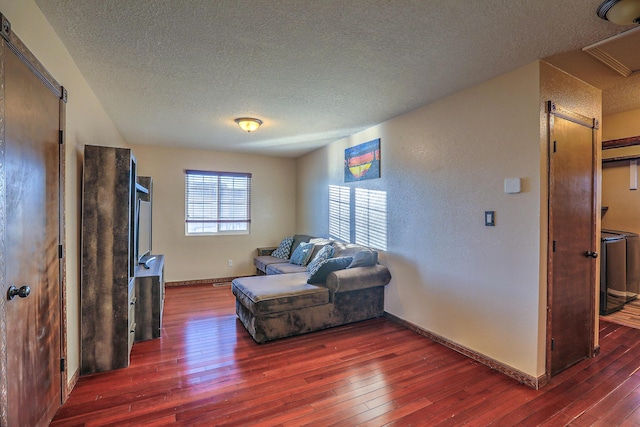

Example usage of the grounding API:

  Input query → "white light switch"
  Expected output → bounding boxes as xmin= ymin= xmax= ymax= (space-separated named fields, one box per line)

xmin=485 ymin=211 xmax=495 ymax=226
xmin=504 ymin=178 xmax=521 ymax=194
xmin=631 ymin=160 xmax=637 ymax=190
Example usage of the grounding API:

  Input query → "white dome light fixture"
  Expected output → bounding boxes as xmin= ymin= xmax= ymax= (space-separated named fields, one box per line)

xmin=597 ymin=0 xmax=640 ymax=25
xmin=234 ymin=117 xmax=263 ymax=133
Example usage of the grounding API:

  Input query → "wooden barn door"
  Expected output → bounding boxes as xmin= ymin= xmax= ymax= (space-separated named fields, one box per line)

xmin=0 ymin=15 xmax=67 ymax=426
xmin=547 ymin=101 xmax=598 ymax=377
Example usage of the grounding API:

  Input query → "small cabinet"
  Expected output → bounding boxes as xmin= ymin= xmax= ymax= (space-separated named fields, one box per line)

xmin=128 ymin=278 xmax=137 ymax=354
xmin=134 ymin=255 xmax=165 ymax=342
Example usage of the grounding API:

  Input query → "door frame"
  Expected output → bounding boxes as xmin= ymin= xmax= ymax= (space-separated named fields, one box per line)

xmin=0 ymin=13 xmax=68 ymax=425
xmin=545 ymin=101 xmax=599 ymax=381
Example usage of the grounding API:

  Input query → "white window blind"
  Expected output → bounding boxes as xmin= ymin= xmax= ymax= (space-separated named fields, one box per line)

xmin=355 ymin=188 xmax=387 ymax=250
xmin=329 ymin=185 xmax=351 ymax=242
xmin=185 ymin=170 xmax=251 ymax=235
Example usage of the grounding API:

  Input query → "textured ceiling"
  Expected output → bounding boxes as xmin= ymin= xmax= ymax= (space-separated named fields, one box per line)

xmin=34 ymin=0 xmax=637 ymax=157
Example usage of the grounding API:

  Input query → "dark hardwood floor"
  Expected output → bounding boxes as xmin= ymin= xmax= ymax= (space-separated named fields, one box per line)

xmin=51 ymin=284 xmax=640 ymax=426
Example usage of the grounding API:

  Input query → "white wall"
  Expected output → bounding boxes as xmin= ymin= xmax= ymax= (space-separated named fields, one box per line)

xmin=131 ymin=144 xmax=297 ymax=282
xmin=0 ymin=0 xmax=129 ymax=384
xmin=298 ymin=61 xmax=601 ymax=378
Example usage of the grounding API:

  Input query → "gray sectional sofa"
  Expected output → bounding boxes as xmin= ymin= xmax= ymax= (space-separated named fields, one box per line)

xmin=231 ymin=234 xmax=392 ymax=343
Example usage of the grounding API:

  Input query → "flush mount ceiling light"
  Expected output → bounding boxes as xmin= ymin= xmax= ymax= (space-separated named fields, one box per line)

xmin=597 ymin=0 xmax=640 ymax=25
xmin=234 ymin=117 xmax=262 ymax=133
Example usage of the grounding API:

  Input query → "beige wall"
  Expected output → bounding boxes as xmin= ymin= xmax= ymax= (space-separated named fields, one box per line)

xmin=602 ymin=162 xmax=640 ymax=234
xmin=131 ymin=144 xmax=297 ymax=282
xmin=0 ymin=0 xmax=129 ymax=385
xmin=602 ymin=107 xmax=640 ymax=234
xmin=299 ymin=61 xmax=544 ymax=377
xmin=298 ymin=61 xmax=602 ymax=379
xmin=603 ymin=108 xmax=640 ymax=141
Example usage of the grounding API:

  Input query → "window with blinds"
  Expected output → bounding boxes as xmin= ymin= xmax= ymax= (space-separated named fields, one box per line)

xmin=355 ymin=188 xmax=387 ymax=251
xmin=329 ymin=185 xmax=387 ymax=250
xmin=329 ymin=185 xmax=351 ymax=242
xmin=185 ymin=170 xmax=251 ymax=235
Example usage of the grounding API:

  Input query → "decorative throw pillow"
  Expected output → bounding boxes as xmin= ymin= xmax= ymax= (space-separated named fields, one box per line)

xmin=347 ymin=249 xmax=378 ymax=268
xmin=289 ymin=242 xmax=314 ymax=266
xmin=307 ymin=256 xmax=353 ymax=284
xmin=271 ymin=237 xmax=294 ymax=259
xmin=306 ymin=245 xmax=335 ymax=273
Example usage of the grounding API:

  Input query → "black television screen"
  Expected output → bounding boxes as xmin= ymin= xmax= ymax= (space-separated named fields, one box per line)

xmin=137 ymin=199 xmax=152 ymax=262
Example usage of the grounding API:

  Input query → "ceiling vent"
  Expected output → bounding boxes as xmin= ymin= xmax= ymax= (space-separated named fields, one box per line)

xmin=583 ymin=26 xmax=640 ymax=77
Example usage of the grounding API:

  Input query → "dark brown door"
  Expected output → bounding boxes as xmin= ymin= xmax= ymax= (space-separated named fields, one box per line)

xmin=548 ymin=104 xmax=597 ymax=376
xmin=5 ymin=43 xmax=62 ymax=425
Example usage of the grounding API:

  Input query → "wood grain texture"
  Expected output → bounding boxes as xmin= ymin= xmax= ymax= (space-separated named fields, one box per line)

xmin=134 ymin=255 xmax=164 ymax=342
xmin=165 ymin=276 xmax=239 ymax=287
xmin=0 ymin=20 xmax=68 ymax=426
xmin=547 ymin=110 xmax=597 ymax=376
xmin=603 ymin=135 xmax=640 ymax=150
xmin=604 ymin=298 xmax=640 ymax=329
xmin=0 ymin=36 xmax=8 ymax=427
xmin=384 ymin=312 xmax=547 ymax=389
xmin=4 ymin=38 xmax=62 ymax=427
xmin=52 ymin=285 xmax=640 ymax=426
xmin=81 ymin=145 xmax=135 ymax=374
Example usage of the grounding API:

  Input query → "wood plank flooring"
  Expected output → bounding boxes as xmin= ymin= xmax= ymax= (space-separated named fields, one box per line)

xmin=602 ymin=298 xmax=640 ymax=330
xmin=52 ymin=284 xmax=640 ymax=426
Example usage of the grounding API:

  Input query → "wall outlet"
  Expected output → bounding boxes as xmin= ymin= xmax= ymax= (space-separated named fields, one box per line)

xmin=228 ymin=259 xmax=233 ymax=267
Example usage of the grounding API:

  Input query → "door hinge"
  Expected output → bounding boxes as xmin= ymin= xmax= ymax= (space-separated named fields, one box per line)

xmin=551 ymin=338 xmax=555 ymax=351
xmin=0 ymin=14 xmax=11 ymax=42
xmin=60 ymin=357 xmax=66 ymax=372
xmin=58 ymin=130 xmax=64 ymax=145
xmin=553 ymin=240 xmax=556 ymax=252
xmin=58 ymin=244 xmax=63 ymax=259
xmin=553 ymin=140 xmax=557 ymax=153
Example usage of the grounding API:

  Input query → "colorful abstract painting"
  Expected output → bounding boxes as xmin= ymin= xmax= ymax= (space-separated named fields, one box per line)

xmin=345 ymin=139 xmax=380 ymax=182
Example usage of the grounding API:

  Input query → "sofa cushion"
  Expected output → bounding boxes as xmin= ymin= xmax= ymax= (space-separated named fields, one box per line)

xmin=308 ymin=238 xmax=333 ymax=259
xmin=333 ymin=242 xmax=375 ymax=257
xmin=290 ymin=241 xmax=314 ymax=266
xmin=309 ymin=237 xmax=332 ymax=244
xmin=325 ymin=264 xmax=392 ymax=293
xmin=232 ymin=273 xmax=329 ymax=315
xmin=291 ymin=234 xmax=313 ymax=254
xmin=307 ymin=256 xmax=353 ymax=284
xmin=255 ymin=255 xmax=292 ymax=273
xmin=271 ymin=237 xmax=294 ymax=259
xmin=332 ymin=243 xmax=378 ymax=264
xmin=266 ymin=263 xmax=308 ymax=275
xmin=348 ymin=248 xmax=378 ymax=268
xmin=307 ymin=245 xmax=335 ymax=274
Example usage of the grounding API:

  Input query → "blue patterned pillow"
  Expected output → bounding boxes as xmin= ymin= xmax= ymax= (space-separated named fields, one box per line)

xmin=307 ymin=256 xmax=353 ymax=284
xmin=271 ymin=237 xmax=294 ymax=259
xmin=289 ymin=242 xmax=314 ymax=265
xmin=307 ymin=245 xmax=335 ymax=274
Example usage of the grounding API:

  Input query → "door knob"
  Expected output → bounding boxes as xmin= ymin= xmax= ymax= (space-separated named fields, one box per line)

xmin=585 ymin=251 xmax=598 ymax=259
xmin=7 ymin=285 xmax=30 ymax=300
